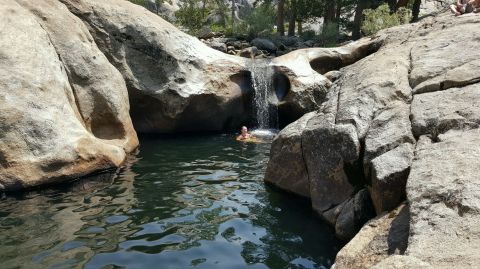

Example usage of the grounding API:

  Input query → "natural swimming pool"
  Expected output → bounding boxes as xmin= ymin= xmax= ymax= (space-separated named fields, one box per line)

xmin=0 ymin=134 xmax=343 ymax=269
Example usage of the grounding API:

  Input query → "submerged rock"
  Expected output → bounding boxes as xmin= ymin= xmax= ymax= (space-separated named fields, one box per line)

xmin=0 ymin=0 xmax=138 ymax=190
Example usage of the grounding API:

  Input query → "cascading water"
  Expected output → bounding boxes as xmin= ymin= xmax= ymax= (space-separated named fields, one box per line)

xmin=249 ymin=60 xmax=278 ymax=131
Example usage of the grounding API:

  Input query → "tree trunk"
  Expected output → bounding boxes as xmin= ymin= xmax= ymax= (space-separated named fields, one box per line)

xmin=411 ymin=0 xmax=421 ymax=22
xmin=231 ymin=0 xmax=235 ymax=28
xmin=335 ymin=0 xmax=342 ymax=31
xmin=277 ymin=0 xmax=286 ymax=36
xmin=388 ymin=0 xmax=397 ymax=12
xmin=324 ymin=0 xmax=336 ymax=27
xmin=202 ymin=0 xmax=207 ymax=19
xmin=396 ymin=0 xmax=410 ymax=9
xmin=352 ymin=0 xmax=368 ymax=40
xmin=288 ymin=0 xmax=297 ymax=36
xmin=297 ymin=20 xmax=303 ymax=35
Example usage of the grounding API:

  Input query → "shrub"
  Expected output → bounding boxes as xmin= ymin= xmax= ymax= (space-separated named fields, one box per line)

xmin=300 ymin=29 xmax=316 ymax=40
xmin=175 ymin=1 xmax=210 ymax=32
xmin=361 ymin=4 xmax=412 ymax=36
xmin=319 ymin=23 xmax=339 ymax=47
xmin=242 ymin=4 xmax=276 ymax=37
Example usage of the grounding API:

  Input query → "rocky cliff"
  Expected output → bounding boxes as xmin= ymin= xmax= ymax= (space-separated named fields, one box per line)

xmin=265 ymin=12 xmax=480 ymax=268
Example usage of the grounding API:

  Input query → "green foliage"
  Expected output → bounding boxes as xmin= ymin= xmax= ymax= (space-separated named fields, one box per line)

xmin=300 ymin=29 xmax=316 ymax=40
xmin=242 ymin=3 xmax=276 ymax=37
xmin=128 ymin=0 xmax=418 ymax=45
xmin=361 ymin=4 xmax=412 ymax=36
xmin=175 ymin=1 xmax=211 ymax=32
xmin=128 ymin=0 xmax=145 ymax=5
xmin=209 ymin=3 xmax=275 ymax=38
xmin=127 ymin=0 xmax=165 ymax=7
xmin=319 ymin=22 xmax=339 ymax=46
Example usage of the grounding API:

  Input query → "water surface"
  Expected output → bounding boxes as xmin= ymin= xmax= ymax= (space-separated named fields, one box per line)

xmin=0 ymin=134 xmax=343 ymax=269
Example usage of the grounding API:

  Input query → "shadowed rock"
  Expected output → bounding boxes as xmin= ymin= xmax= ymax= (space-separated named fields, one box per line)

xmin=333 ymin=204 xmax=410 ymax=269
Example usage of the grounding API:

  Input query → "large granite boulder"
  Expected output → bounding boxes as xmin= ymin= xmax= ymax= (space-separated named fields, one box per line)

xmin=60 ymin=0 xmax=253 ymax=134
xmin=334 ymin=189 xmax=376 ymax=241
xmin=264 ymin=112 xmax=315 ymax=198
xmin=0 ymin=0 xmax=138 ymax=190
xmin=406 ymin=129 xmax=480 ymax=267
xmin=272 ymin=38 xmax=382 ymax=126
xmin=62 ymin=0 xmax=382 ymax=133
xmin=266 ymin=10 xmax=480 ymax=259
xmin=333 ymin=204 xmax=410 ymax=269
xmin=266 ymin=30 xmax=412 ymax=239
xmin=411 ymin=84 xmax=480 ymax=138
xmin=251 ymin=38 xmax=277 ymax=52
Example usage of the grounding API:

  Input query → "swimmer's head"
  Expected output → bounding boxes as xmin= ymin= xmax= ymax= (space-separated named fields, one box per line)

xmin=241 ymin=126 xmax=248 ymax=134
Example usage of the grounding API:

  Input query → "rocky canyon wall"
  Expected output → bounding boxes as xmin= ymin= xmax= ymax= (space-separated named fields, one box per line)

xmin=265 ymin=12 xmax=480 ymax=268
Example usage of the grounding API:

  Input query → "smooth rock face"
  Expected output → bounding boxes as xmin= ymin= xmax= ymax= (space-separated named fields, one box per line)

xmin=61 ymin=0 xmax=252 ymax=134
xmin=16 ymin=0 xmax=138 ymax=153
xmin=333 ymin=204 xmax=409 ymax=269
xmin=273 ymin=38 xmax=381 ymax=126
xmin=364 ymin=103 xmax=415 ymax=170
xmin=0 ymin=0 xmax=137 ymax=190
xmin=302 ymin=118 xmax=359 ymax=213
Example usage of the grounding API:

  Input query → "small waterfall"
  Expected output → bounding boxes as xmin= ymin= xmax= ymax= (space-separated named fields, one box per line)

xmin=250 ymin=60 xmax=278 ymax=130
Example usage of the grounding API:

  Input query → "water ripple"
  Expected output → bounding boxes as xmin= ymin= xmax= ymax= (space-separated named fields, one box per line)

xmin=0 ymin=135 xmax=342 ymax=269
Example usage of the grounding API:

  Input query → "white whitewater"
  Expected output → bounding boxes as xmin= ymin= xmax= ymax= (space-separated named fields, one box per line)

xmin=250 ymin=60 xmax=278 ymax=130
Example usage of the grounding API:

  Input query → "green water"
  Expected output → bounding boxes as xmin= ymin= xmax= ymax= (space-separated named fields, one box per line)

xmin=0 ymin=135 xmax=343 ymax=269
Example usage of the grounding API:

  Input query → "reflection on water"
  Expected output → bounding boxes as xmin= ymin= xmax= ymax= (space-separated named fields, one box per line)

xmin=0 ymin=134 xmax=343 ymax=269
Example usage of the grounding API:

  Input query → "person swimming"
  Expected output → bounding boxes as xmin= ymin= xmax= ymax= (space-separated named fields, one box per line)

xmin=236 ymin=126 xmax=255 ymax=141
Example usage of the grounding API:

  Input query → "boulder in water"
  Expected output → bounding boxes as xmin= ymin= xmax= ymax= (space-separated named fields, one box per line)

xmin=61 ymin=0 xmax=253 ymax=134
xmin=267 ymin=10 xmax=480 ymax=266
xmin=0 ymin=0 xmax=138 ymax=190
